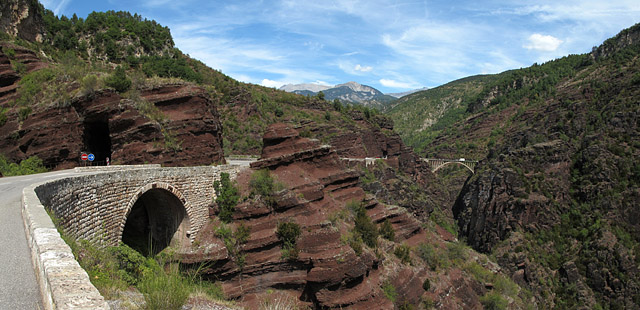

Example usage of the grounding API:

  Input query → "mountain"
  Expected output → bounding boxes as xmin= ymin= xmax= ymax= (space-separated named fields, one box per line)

xmin=280 ymin=81 xmax=396 ymax=108
xmin=3 ymin=0 xmax=640 ymax=308
xmin=387 ymin=87 xmax=430 ymax=98
xmin=405 ymin=23 xmax=640 ymax=308
xmin=386 ymin=74 xmax=494 ymax=154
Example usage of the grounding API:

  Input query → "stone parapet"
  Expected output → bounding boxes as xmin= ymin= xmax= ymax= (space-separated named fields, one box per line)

xmin=21 ymin=164 xmax=244 ymax=309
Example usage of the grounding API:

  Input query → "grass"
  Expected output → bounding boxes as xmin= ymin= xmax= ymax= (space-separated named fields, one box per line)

xmin=259 ymin=291 xmax=307 ymax=310
xmin=54 ymin=226 xmax=228 ymax=310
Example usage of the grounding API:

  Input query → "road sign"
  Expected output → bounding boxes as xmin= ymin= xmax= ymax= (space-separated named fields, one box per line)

xmin=81 ymin=153 xmax=88 ymax=161
xmin=88 ymin=154 xmax=95 ymax=161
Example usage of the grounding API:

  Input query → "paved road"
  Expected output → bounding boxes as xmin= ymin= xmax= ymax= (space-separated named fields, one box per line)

xmin=0 ymin=170 xmax=80 ymax=310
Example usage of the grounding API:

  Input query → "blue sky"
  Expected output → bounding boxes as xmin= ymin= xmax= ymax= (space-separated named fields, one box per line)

xmin=41 ymin=0 xmax=640 ymax=93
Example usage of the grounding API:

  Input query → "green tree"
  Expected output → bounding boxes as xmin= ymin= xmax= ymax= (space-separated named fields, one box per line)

xmin=276 ymin=221 xmax=301 ymax=260
xmin=104 ymin=66 xmax=131 ymax=92
xmin=213 ymin=172 xmax=240 ymax=223
xmin=379 ymin=219 xmax=395 ymax=241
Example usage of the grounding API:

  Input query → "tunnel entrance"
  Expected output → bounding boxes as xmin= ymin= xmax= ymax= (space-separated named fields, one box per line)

xmin=82 ymin=120 xmax=112 ymax=163
xmin=122 ymin=188 xmax=190 ymax=256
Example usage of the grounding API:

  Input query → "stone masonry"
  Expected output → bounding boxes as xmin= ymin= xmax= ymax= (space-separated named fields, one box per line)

xmin=22 ymin=164 xmax=244 ymax=310
xmin=35 ymin=165 xmax=242 ymax=246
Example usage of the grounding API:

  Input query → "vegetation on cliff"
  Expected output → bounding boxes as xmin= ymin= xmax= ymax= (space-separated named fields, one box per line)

xmin=425 ymin=23 xmax=640 ymax=308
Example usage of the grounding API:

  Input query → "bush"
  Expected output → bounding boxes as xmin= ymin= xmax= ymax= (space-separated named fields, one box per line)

xmin=18 ymin=106 xmax=31 ymax=121
xmin=348 ymin=200 xmax=378 ymax=248
xmin=394 ymin=243 xmax=411 ymax=264
xmin=104 ymin=66 xmax=131 ymax=92
xmin=348 ymin=233 xmax=363 ymax=256
xmin=480 ymin=292 xmax=508 ymax=310
xmin=382 ymin=281 xmax=397 ymax=303
xmin=139 ymin=265 xmax=190 ymax=310
xmin=215 ymin=223 xmax=250 ymax=268
xmin=81 ymin=74 xmax=98 ymax=96
xmin=379 ymin=219 xmax=395 ymax=241
xmin=250 ymin=169 xmax=283 ymax=206
xmin=0 ymin=154 xmax=47 ymax=176
xmin=108 ymin=244 xmax=149 ymax=286
xmin=0 ymin=107 xmax=6 ymax=126
xmin=214 ymin=172 xmax=240 ymax=223
xmin=416 ymin=243 xmax=449 ymax=271
xmin=276 ymin=221 xmax=301 ymax=260
xmin=422 ymin=278 xmax=431 ymax=291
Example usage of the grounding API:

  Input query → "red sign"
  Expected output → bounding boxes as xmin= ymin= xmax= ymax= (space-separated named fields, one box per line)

xmin=81 ymin=153 xmax=88 ymax=161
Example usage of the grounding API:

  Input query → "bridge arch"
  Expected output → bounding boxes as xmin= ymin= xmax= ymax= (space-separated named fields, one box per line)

xmin=432 ymin=161 xmax=475 ymax=173
xmin=119 ymin=182 xmax=193 ymax=255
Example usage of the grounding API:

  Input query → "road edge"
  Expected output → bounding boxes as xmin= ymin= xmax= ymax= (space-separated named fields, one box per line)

xmin=22 ymin=181 xmax=109 ymax=310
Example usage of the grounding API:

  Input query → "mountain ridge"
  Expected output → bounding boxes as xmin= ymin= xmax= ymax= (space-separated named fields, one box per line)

xmin=279 ymin=81 xmax=398 ymax=108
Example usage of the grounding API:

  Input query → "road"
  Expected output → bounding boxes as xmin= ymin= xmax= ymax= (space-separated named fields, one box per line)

xmin=0 ymin=170 xmax=80 ymax=310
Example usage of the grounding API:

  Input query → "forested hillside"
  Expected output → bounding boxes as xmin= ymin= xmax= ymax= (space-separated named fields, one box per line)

xmin=418 ymin=23 xmax=640 ymax=308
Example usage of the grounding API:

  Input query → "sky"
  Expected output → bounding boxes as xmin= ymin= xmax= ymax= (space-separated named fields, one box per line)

xmin=40 ymin=0 xmax=640 ymax=93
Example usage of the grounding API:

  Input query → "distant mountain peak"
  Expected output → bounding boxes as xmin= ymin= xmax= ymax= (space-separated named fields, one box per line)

xmin=335 ymin=81 xmax=377 ymax=93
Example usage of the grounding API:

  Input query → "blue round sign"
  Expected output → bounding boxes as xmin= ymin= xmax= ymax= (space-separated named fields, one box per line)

xmin=87 ymin=153 xmax=95 ymax=161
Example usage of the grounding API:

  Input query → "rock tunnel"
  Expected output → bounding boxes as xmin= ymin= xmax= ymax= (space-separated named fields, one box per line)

xmin=82 ymin=119 xmax=112 ymax=163
xmin=121 ymin=188 xmax=190 ymax=256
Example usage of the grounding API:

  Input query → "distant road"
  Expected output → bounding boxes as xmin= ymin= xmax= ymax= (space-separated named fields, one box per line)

xmin=0 ymin=170 xmax=82 ymax=309
xmin=226 ymin=157 xmax=257 ymax=166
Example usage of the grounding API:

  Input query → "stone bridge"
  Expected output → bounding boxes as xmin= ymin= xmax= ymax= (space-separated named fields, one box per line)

xmin=34 ymin=165 xmax=243 ymax=254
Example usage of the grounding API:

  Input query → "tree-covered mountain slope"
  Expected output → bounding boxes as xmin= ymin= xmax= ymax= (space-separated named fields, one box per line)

xmin=419 ymin=23 xmax=640 ymax=308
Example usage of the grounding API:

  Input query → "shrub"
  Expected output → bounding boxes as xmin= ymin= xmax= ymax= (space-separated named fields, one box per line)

xmin=422 ymin=278 xmax=431 ymax=291
xmin=348 ymin=233 xmax=363 ymax=256
xmin=379 ymin=219 xmax=395 ymax=241
xmin=215 ymin=223 xmax=250 ymax=268
xmin=0 ymin=107 xmax=6 ymax=126
xmin=0 ymin=154 xmax=47 ymax=176
xmin=394 ymin=243 xmax=411 ymax=264
xmin=276 ymin=221 xmax=301 ymax=260
xmin=139 ymin=265 xmax=190 ymax=310
xmin=274 ymin=106 xmax=284 ymax=117
xmin=81 ymin=74 xmax=98 ymax=96
xmin=382 ymin=281 xmax=397 ymax=303
xmin=348 ymin=200 xmax=378 ymax=248
xmin=108 ymin=244 xmax=149 ymax=286
xmin=104 ymin=65 xmax=131 ymax=93
xmin=480 ymin=292 xmax=508 ymax=310
xmin=214 ymin=172 xmax=240 ymax=223
xmin=250 ymin=169 xmax=283 ymax=206
xmin=416 ymin=243 xmax=449 ymax=271
xmin=18 ymin=106 xmax=31 ymax=121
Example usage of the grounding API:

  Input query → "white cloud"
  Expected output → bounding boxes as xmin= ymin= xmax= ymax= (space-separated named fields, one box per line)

xmin=261 ymin=79 xmax=286 ymax=88
xmin=40 ymin=0 xmax=71 ymax=15
xmin=523 ymin=34 xmax=563 ymax=52
xmin=354 ymin=64 xmax=373 ymax=72
xmin=379 ymin=79 xmax=417 ymax=89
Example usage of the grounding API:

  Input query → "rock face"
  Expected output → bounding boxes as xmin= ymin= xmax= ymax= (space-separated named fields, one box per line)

xmin=450 ymin=29 xmax=640 ymax=307
xmin=183 ymin=123 xmax=433 ymax=309
xmin=0 ymin=44 xmax=224 ymax=168
xmin=0 ymin=84 xmax=224 ymax=168
xmin=0 ymin=0 xmax=45 ymax=42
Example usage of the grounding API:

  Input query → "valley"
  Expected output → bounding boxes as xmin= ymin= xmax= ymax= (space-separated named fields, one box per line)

xmin=0 ymin=0 xmax=639 ymax=309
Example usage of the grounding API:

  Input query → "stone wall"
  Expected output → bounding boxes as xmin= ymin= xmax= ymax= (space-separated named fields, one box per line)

xmin=35 ymin=165 xmax=242 ymax=246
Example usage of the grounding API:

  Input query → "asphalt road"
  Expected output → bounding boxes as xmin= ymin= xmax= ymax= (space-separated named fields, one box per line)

xmin=0 ymin=170 xmax=80 ymax=310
